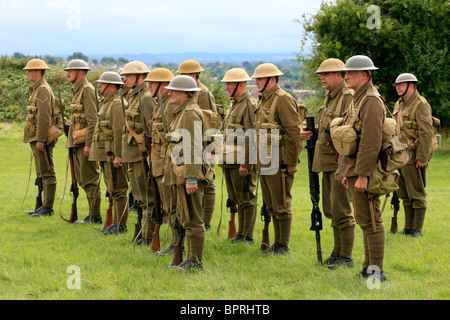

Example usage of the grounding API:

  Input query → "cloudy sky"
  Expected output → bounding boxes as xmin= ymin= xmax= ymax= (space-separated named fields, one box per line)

xmin=0 ymin=0 xmax=324 ymax=57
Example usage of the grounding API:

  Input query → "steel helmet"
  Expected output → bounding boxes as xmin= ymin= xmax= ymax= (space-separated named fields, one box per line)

xmin=342 ymin=55 xmax=378 ymax=71
xmin=221 ymin=68 xmax=252 ymax=82
xmin=176 ymin=60 xmax=205 ymax=74
xmin=120 ymin=61 xmax=151 ymax=75
xmin=96 ymin=71 xmax=124 ymax=85
xmin=165 ymin=75 xmax=201 ymax=92
xmin=145 ymin=68 xmax=175 ymax=83
xmin=65 ymin=59 xmax=90 ymax=71
xmin=251 ymin=63 xmax=284 ymax=79
xmin=315 ymin=58 xmax=345 ymax=74
xmin=394 ymin=73 xmax=419 ymax=85
xmin=23 ymin=59 xmax=50 ymax=70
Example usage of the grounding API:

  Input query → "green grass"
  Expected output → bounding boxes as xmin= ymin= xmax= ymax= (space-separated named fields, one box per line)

xmin=0 ymin=122 xmax=448 ymax=300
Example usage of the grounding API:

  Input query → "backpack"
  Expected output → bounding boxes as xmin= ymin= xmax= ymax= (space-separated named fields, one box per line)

xmin=367 ymin=133 xmax=410 ymax=196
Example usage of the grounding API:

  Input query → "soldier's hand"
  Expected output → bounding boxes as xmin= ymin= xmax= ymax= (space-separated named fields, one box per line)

xmin=416 ymin=160 xmax=427 ymax=168
xmin=300 ymin=127 xmax=312 ymax=141
xmin=113 ymin=156 xmax=122 ymax=168
xmin=239 ymin=166 xmax=249 ymax=177
xmin=287 ymin=165 xmax=298 ymax=175
xmin=83 ymin=146 xmax=91 ymax=158
xmin=37 ymin=142 xmax=45 ymax=152
xmin=186 ymin=183 xmax=198 ymax=195
xmin=341 ymin=177 xmax=348 ymax=189
xmin=355 ymin=176 xmax=368 ymax=193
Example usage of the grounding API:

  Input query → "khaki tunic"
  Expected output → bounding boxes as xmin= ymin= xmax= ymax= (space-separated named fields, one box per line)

xmin=255 ymin=84 xmax=303 ymax=219
xmin=393 ymin=90 xmax=434 ymax=209
xmin=23 ymin=77 xmax=55 ymax=144
xmin=313 ymin=80 xmax=354 ymax=229
xmin=313 ymin=81 xmax=353 ymax=173
xmin=66 ymin=77 xmax=98 ymax=148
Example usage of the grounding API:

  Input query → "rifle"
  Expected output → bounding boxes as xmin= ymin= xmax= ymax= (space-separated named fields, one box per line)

xmin=133 ymin=206 xmax=143 ymax=242
xmin=171 ymin=217 xmax=185 ymax=267
xmin=305 ymin=116 xmax=323 ymax=264
xmin=104 ymin=190 xmax=113 ymax=229
xmin=34 ymin=177 xmax=43 ymax=211
xmin=260 ymin=202 xmax=271 ymax=251
xmin=21 ymin=87 xmax=44 ymax=211
xmin=151 ymin=178 xmax=163 ymax=252
xmin=226 ymin=199 xmax=237 ymax=240
xmin=59 ymin=87 xmax=78 ymax=223
xmin=390 ymin=191 xmax=399 ymax=234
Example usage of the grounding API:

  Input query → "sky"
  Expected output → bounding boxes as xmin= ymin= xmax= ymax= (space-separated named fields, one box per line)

xmin=0 ymin=0 xmax=324 ymax=57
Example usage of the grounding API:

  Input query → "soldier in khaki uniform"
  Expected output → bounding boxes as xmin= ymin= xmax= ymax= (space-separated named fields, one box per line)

xmin=145 ymin=68 xmax=177 ymax=253
xmin=393 ymin=73 xmax=435 ymax=237
xmin=219 ymin=68 xmax=258 ymax=243
xmin=120 ymin=61 xmax=156 ymax=245
xmin=252 ymin=63 xmax=304 ymax=255
xmin=64 ymin=59 xmax=102 ymax=224
xmin=300 ymin=59 xmax=355 ymax=268
xmin=336 ymin=55 xmax=387 ymax=281
xmin=163 ymin=75 xmax=206 ymax=271
xmin=177 ymin=60 xmax=218 ymax=230
xmin=90 ymin=72 xmax=129 ymax=235
xmin=23 ymin=59 xmax=59 ymax=218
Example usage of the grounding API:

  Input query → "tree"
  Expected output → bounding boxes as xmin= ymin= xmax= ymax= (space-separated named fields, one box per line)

xmin=297 ymin=0 xmax=449 ymax=127
xmin=67 ymin=52 xmax=89 ymax=62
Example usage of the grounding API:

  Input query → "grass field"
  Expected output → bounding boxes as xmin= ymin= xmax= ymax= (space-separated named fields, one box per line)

xmin=0 ymin=122 xmax=448 ymax=303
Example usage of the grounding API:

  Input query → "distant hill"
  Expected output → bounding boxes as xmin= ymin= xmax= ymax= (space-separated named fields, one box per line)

xmin=83 ymin=52 xmax=298 ymax=65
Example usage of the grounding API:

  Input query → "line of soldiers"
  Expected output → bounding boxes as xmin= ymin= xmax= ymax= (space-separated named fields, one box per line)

xmin=22 ymin=54 xmax=435 ymax=278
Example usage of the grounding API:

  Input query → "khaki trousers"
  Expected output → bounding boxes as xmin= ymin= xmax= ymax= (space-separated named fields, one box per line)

xmin=177 ymin=180 xmax=206 ymax=262
xmin=347 ymin=177 xmax=385 ymax=270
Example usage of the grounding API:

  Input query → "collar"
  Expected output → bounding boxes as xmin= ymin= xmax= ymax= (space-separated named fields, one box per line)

xmin=328 ymin=80 xmax=346 ymax=100
xmin=401 ymin=90 xmax=419 ymax=106
xmin=72 ymin=77 xmax=87 ymax=94
xmin=30 ymin=77 xmax=46 ymax=91
xmin=353 ymin=80 xmax=373 ymax=103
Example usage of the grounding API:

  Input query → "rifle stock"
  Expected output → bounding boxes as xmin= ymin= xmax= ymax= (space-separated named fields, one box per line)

xmin=305 ymin=116 xmax=323 ymax=264
xmin=390 ymin=191 xmax=399 ymax=234
xmin=68 ymin=149 xmax=79 ymax=223
xmin=35 ymin=177 xmax=43 ymax=210
xmin=104 ymin=191 xmax=113 ymax=229
xmin=260 ymin=202 xmax=271 ymax=251
xmin=226 ymin=199 xmax=237 ymax=240
xmin=151 ymin=177 xmax=163 ymax=252
xmin=171 ymin=218 xmax=185 ymax=267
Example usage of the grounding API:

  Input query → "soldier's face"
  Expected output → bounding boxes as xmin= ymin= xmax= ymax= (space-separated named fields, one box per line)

xmin=123 ymin=75 xmax=137 ymax=88
xmin=345 ymin=71 xmax=364 ymax=90
xmin=66 ymin=70 xmax=78 ymax=84
xmin=225 ymin=82 xmax=239 ymax=96
xmin=169 ymin=90 xmax=187 ymax=105
xmin=321 ymin=72 xmax=341 ymax=92
xmin=396 ymin=82 xmax=409 ymax=96
xmin=26 ymin=70 xmax=41 ymax=83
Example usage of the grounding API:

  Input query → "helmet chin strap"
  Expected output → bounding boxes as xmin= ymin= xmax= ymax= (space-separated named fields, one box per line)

xmin=260 ymin=77 xmax=271 ymax=94
xmin=153 ymin=83 xmax=162 ymax=98
xmin=231 ymin=83 xmax=240 ymax=98
xmin=400 ymin=82 xmax=411 ymax=98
